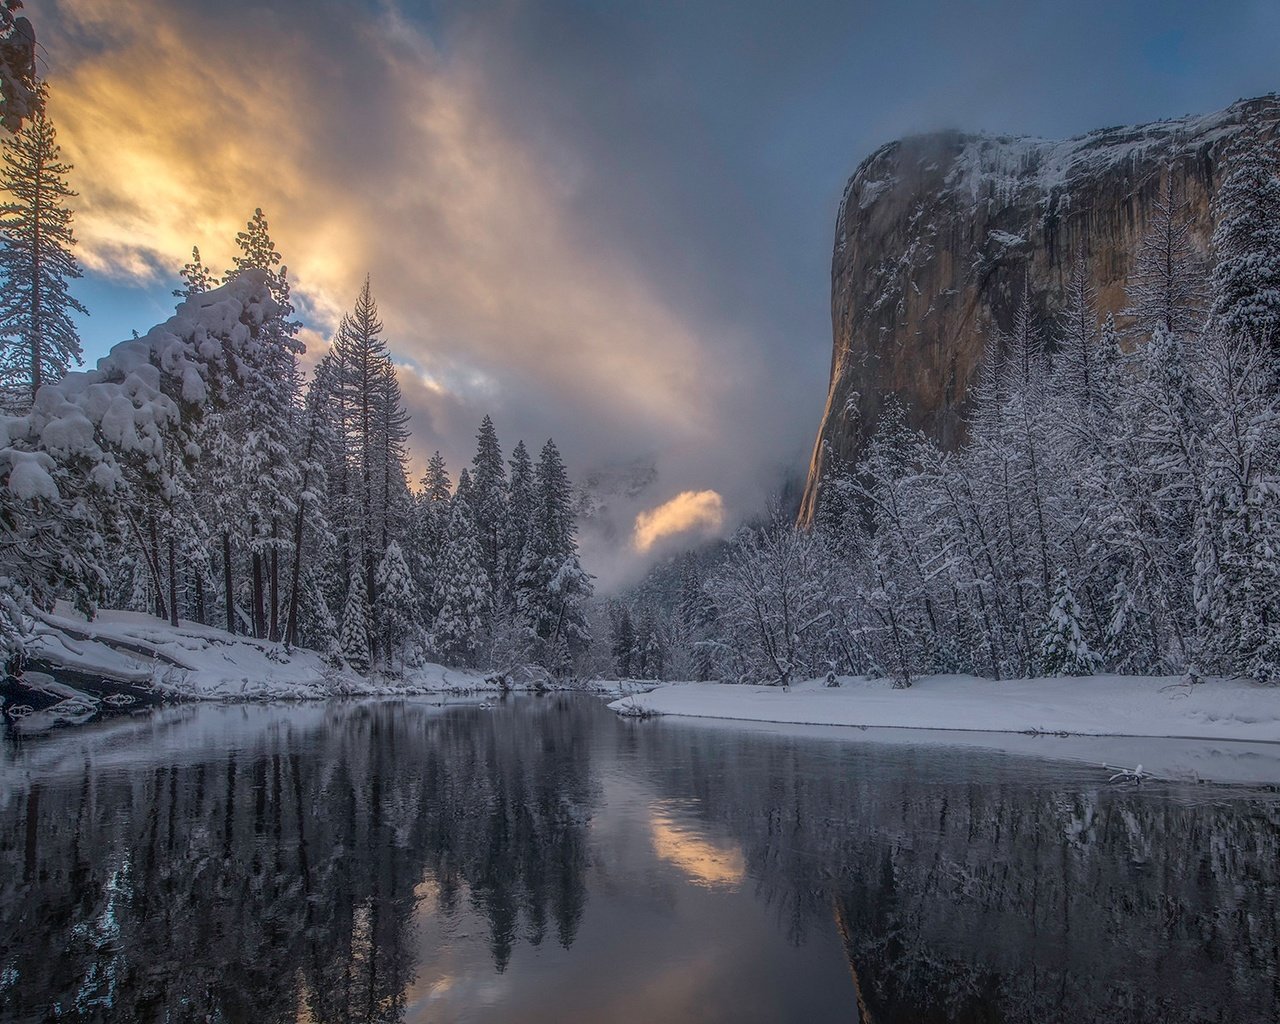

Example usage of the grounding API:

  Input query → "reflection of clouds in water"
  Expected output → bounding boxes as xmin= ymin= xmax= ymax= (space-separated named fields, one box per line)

xmin=648 ymin=801 xmax=745 ymax=889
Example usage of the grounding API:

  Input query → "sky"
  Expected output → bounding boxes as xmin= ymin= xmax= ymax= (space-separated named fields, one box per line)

xmin=31 ymin=0 xmax=1280 ymax=588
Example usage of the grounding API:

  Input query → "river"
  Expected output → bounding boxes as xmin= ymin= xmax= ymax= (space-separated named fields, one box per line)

xmin=2 ymin=696 xmax=1277 ymax=1022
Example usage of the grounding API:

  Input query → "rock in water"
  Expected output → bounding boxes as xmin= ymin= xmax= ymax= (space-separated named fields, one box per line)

xmin=798 ymin=94 xmax=1280 ymax=524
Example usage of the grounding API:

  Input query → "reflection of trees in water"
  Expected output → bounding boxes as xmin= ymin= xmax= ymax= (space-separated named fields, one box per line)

xmin=5 ymin=702 xmax=1279 ymax=1024
xmin=634 ymin=727 xmax=1280 ymax=1024
xmin=0 ymin=697 xmax=598 ymax=1023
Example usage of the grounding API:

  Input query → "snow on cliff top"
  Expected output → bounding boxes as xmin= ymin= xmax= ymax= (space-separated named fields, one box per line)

xmin=847 ymin=94 xmax=1279 ymax=213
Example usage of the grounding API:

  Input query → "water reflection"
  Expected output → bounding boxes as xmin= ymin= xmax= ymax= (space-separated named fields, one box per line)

xmin=1 ymin=699 xmax=1277 ymax=1023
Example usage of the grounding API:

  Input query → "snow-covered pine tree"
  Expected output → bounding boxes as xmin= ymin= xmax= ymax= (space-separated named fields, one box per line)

xmin=374 ymin=539 xmax=416 ymax=673
xmin=408 ymin=450 xmax=451 ymax=623
xmin=1003 ymin=281 xmax=1046 ymax=391
xmin=432 ymin=498 xmax=488 ymax=667
xmin=0 ymin=84 xmax=86 ymax=411
xmin=470 ymin=415 xmax=508 ymax=600
xmin=221 ymin=209 xmax=303 ymax=640
xmin=1210 ymin=125 xmax=1280 ymax=350
xmin=372 ymin=358 xmax=411 ymax=558
xmin=337 ymin=278 xmax=389 ymax=585
xmin=1123 ymin=171 xmax=1205 ymax=340
xmin=0 ymin=272 xmax=275 ymax=658
xmin=173 ymin=246 xmax=217 ymax=299
xmin=503 ymin=440 xmax=534 ymax=601
xmin=1039 ymin=569 xmax=1101 ymax=676
xmin=284 ymin=352 xmax=342 ymax=648
xmin=419 ymin=451 xmax=452 ymax=550
xmin=516 ymin=439 xmax=594 ymax=672
xmin=338 ymin=568 xmax=371 ymax=673
xmin=455 ymin=466 xmax=474 ymax=508
xmin=331 ymin=278 xmax=411 ymax=634
xmin=1056 ymin=249 xmax=1101 ymax=408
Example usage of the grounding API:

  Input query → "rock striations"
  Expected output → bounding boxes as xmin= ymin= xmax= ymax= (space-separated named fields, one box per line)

xmin=799 ymin=94 xmax=1280 ymax=524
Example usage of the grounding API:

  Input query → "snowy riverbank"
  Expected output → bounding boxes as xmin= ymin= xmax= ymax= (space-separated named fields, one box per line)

xmin=19 ymin=607 xmax=497 ymax=700
xmin=607 ymin=675 xmax=1280 ymax=784
xmin=607 ymin=674 xmax=1280 ymax=741
xmin=6 ymin=608 xmax=627 ymax=732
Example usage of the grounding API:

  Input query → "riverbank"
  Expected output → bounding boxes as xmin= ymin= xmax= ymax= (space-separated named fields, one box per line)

xmin=5 ymin=607 xmax=612 ymax=732
xmin=608 ymin=674 xmax=1280 ymax=743
xmin=606 ymin=675 xmax=1280 ymax=785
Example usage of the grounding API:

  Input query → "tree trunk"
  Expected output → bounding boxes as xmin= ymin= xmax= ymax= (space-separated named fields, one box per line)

xmin=284 ymin=473 xmax=310 ymax=650
xmin=269 ymin=518 xmax=279 ymax=642
xmin=167 ymin=534 xmax=179 ymax=628
xmin=194 ymin=568 xmax=206 ymax=626
xmin=252 ymin=550 xmax=266 ymax=639
xmin=149 ymin=516 xmax=168 ymax=622
xmin=223 ymin=531 xmax=236 ymax=635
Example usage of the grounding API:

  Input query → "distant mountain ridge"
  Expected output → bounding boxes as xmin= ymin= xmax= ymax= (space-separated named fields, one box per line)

xmin=799 ymin=93 xmax=1280 ymax=523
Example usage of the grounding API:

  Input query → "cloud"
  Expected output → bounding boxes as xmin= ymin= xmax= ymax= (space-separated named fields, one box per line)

xmin=41 ymin=0 xmax=729 ymax=490
xmin=40 ymin=0 xmax=1279 ymax=591
xmin=633 ymin=490 xmax=725 ymax=553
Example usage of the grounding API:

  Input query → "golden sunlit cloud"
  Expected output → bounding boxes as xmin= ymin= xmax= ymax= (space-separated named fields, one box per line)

xmin=648 ymin=805 xmax=744 ymax=889
xmin=42 ymin=0 xmax=725 ymax=458
xmin=633 ymin=490 xmax=726 ymax=552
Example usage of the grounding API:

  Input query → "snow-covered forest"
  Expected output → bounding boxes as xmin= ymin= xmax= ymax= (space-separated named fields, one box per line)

xmin=607 ymin=124 xmax=1280 ymax=690
xmin=3 ymin=77 xmax=1280 ymax=694
xmin=0 ymin=86 xmax=595 ymax=681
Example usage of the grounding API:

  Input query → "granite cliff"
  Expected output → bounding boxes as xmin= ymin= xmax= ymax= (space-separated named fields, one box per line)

xmin=799 ymin=94 xmax=1280 ymax=523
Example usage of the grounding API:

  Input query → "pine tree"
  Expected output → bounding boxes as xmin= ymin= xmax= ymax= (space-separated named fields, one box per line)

xmin=339 ymin=568 xmax=371 ymax=673
xmin=638 ymin=606 xmax=665 ymax=680
xmin=224 ymin=208 xmax=302 ymax=341
xmin=1039 ymin=569 xmax=1101 ymax=676
xmin=375 ymin=539 xmax=416 ymax=673
xmin=455 ymin=466 xmax=474 ymax=508
xmin=516 ymin=439 xmax=593 ymax=671
xmin=410 ymin=450 xmax=451 ymax=621
xmin=207 ymin=208 xmax=306 ymax=640
xmin=1210 ymin=126 xmax=1280 ymax=349
xmin=419 ymin=451 xmax=452 ymax=551
xmin=331 ymin=278 xmax=409 ymax=616
xmin=1123 ymin=172 xmax=1205 ymax=340
xmin=470 ymin=415 xmax=508 ymax=594
xmin=503 ymin=440 xmax=534 ymax=600
xmin=610 ymin=604 xmax=636 ymax=677
xmin=1056 ymin=249 xmax=1100 ymax=407
xmin=0 ymin=84 xmax=87 ymax=410
xmin=284 ymin=352 xmax=342 ymax=648
xmin=174 ymin=246 xmax=217 ymax=299
xmin=432 ymin=498 xmax=488 ymax=666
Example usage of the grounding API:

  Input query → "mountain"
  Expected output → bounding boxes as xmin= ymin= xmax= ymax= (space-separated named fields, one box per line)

xmin=798 ymin=94 xmax=1280 ymax=523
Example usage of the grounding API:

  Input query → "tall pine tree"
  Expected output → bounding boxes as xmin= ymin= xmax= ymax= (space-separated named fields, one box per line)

xmin=0 ymin=84 xmax=86 ymax=410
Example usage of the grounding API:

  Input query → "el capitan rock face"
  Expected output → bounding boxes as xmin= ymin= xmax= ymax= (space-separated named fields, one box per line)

xmin=798 ymin=94 xmax=1280 ymax=524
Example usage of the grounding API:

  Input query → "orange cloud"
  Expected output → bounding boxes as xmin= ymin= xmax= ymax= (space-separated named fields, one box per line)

xmin=633 ymin=490 xmax=725 ymax=552
xmin=41 ymin=0 xmax=725 ymax=455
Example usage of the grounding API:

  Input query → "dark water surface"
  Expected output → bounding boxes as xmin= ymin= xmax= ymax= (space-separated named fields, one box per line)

xmin=1 ymin=697 xmax=1278 ymax=1023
